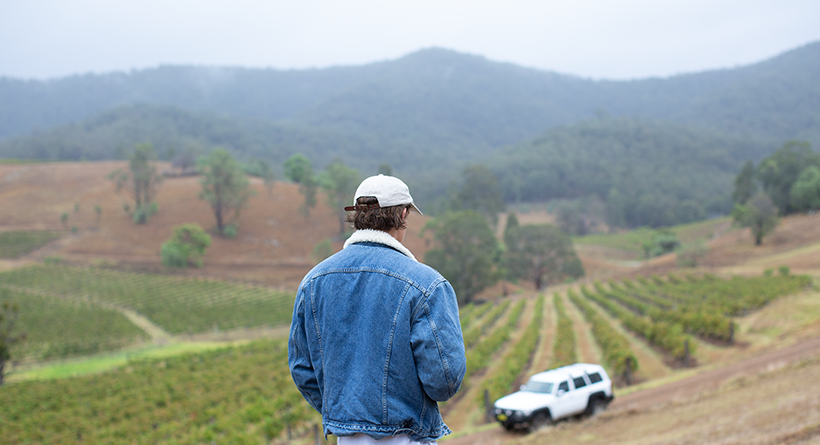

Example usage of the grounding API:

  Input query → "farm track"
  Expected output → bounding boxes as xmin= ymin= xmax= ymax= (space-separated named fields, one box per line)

xmin=559 ymin=291 xmax=603 ymax=365
xmin=445 ymin=334 xmax=820 ymax=445
xmin=524 ymin=292 xmax=555 ymax=377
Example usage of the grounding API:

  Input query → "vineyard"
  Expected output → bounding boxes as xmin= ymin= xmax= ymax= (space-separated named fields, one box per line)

xmin=0 ymin=340 xmax=320 ymax=444
xmin=0 ymin=287 xmax=148 ymax=360
xmin=0 ymin=230 xmax=62 ymax=258
xmin=0 ymin=264 xmax=295 ymax=360
xmin=0 ymin=267 xmax=813 ymax=443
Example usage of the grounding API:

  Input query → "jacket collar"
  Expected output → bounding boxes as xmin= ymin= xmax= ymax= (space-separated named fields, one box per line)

xmin=343 ymin=229 xmax=417 ymax=262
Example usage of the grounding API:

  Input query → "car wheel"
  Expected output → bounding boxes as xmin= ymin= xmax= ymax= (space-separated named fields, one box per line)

xmin=586 ymin=397 xmax=606 ymax=417
xmin=528 ymin=412 xmax=552 ymax=432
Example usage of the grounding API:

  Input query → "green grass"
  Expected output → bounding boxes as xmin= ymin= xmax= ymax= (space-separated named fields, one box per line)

xmin=574 ymin=230 xmax=647 ymax=253
xmin=573 ymin=217 xmax=731 ymax=254
xmin=0 ymin=230 xmax=62 ymax=258
xmin=7 ymin=341 xmax=238 ymax=382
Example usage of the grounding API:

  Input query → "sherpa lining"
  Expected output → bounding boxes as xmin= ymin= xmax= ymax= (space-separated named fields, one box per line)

xmin=343 ymin=229 xmax=417 ymax=262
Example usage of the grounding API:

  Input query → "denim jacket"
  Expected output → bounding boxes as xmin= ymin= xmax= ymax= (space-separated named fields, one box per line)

xmin=289 ymin=229 xmax=466 ymax=442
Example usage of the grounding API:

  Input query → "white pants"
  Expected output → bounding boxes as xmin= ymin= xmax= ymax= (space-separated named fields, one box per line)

xmin=337 ymin=433 xmax=436 ymax=444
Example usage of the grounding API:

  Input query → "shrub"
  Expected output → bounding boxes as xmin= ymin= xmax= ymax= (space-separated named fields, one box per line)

xmin=778 ymin=265 xmax=790 ymax=276
xmin=132 ymin=202 xmax=158 ymax=224
xmin=676 ymin=242 xmax=709 ymax=267
xmin=223 ymin=224 xmax=238 ymax=239
xmin=311 ymin=239 xmax=333 ymax=264
xmin=161 ymin=224 xmax=211 ymax=268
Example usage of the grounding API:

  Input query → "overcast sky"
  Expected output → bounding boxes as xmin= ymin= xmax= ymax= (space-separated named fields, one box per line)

xmin=2 ymin=0 xmax=819 ymax=80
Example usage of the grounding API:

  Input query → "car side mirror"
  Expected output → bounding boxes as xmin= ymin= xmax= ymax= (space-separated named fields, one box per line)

xmin=557 ymin=389 xmax=565 ymax=397
xmin=520 ymin=385 xmax=527 ymax=391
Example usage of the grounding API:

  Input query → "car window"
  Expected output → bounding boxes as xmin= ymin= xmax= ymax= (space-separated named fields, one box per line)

xmin=525 ymin=381 xmax=554 ymax=394
xmin=573 ymin=376 xmax=587 ymax=389
xmin=557 ymin=381 xmax=569 ymax=392
xmin=588 ymin=372 xmax=603 ymax=383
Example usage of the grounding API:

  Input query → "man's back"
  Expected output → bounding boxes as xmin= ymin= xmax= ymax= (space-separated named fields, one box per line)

xmin=290 ymin=238 xmax=466 ymax=442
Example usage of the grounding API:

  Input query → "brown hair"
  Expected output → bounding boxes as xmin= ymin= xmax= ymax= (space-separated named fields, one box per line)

xmin=345 ymin=197 xmax=409 ymax=231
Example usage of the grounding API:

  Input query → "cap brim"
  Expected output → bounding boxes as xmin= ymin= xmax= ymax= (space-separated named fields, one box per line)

xmin=409 ymin=203 xmax=423 ymax=215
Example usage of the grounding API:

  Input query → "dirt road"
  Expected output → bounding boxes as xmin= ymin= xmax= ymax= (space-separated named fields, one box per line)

xmin=444 ymin=335 xmax=820 ymax=445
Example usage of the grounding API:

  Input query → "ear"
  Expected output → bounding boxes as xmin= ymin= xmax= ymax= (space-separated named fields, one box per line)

xmin=402 ymin=207 xmax=408 ymax=219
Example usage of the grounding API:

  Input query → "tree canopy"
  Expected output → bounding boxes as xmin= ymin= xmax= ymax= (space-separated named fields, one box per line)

xmin=106 ymin=143 xmax=164 ymax=224
xmin=423 ymin=211 xmax=502 ymax=305
xmin=319 ymin=159 xmax=360 ymax=236
xmin=732 ymin=194 xmax=779 ymax=246
xmin=198 ymin=149 xmax=255 ymax=236
xmin=757 ymin=140 xmax=820 ymax=214
xmin=790 ymin=166 xmax=820 ymax=211
xmin=505 ymin=224 xmax=584 ymax=289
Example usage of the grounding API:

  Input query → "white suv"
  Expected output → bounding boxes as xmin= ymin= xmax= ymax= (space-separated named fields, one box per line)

xmin=492 ymin=363 xmax=614 ymax=431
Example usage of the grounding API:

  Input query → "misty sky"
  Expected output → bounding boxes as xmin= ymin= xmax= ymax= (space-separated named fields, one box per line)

xmin=2 ymin=0 xmax=819 ymax=80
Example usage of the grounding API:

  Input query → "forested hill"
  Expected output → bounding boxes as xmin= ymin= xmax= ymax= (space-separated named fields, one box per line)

xmin=1 ymin=41 xmax=819 ymax=148
xmin=488 ymin=117 xmax=770 ymax=227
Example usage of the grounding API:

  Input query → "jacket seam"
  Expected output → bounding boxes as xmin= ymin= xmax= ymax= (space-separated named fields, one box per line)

xmin=382 ymin=281 xmax=411 ymax=424
xmin=308 ymin=279 xmax=328 ymax=415
xmin=423 ymin=301 xmax=454 ymax=398
xmin=409 ymin=277 xmax=447 ymax=323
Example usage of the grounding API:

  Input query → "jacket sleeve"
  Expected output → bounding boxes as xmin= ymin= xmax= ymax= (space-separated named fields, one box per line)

xmin=410 ymin=280 xmax=467 ymax=402
xmin=288 ymin=290 xmax=323 ymax=413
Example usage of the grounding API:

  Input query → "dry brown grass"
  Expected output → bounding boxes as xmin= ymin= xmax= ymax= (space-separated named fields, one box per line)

xmin=0 ymin=162 xmax=433 ymax=288
xmin=515 ymin=356 xmax=820 ymax=445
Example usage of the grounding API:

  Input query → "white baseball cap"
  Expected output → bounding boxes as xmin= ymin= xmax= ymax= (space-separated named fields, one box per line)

xmin=344 ymin=174 xmax=423 ymax=215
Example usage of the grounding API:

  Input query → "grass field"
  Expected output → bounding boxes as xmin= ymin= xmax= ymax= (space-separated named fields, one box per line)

xmin=573 ymin=217 xmax=731 ymax=255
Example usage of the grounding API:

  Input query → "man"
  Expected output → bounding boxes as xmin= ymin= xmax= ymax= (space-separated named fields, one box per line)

xmin=289 ymin=174 xmax=466 ymax=444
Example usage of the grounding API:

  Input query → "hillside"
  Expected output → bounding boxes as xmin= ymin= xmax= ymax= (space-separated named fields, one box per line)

xmin=0 ymin=161 xmax=432 ymax=288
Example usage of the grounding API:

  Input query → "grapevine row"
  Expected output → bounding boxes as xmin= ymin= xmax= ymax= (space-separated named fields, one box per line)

xmin=580 ymin=285 xmax=693 ymax=360
xmin=460 ymin=300 xmax=525 ymax=391
xmin=568 ymin=289 xmax=638 ymax=376
xmin=479 ymin=295 xmax=545 ymax=404
xmin=551 ymin=293 xmax=577 ymax=368
xmin=461 ymin=301 xmax=511 ymax=349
